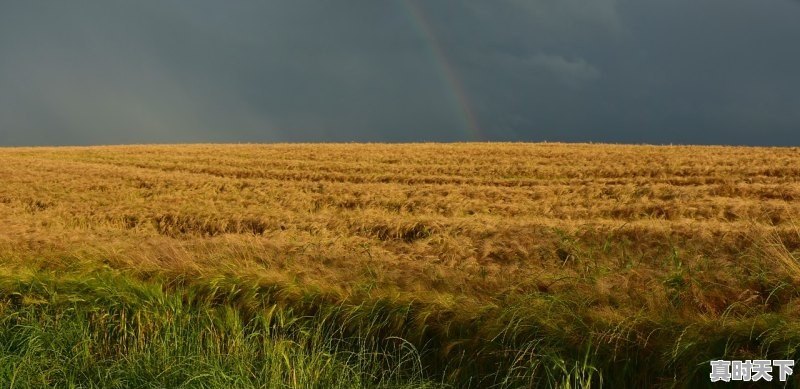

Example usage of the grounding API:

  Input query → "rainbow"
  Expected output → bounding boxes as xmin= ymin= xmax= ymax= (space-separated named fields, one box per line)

xmin=401 ymin=0 xmax=482 ymax=140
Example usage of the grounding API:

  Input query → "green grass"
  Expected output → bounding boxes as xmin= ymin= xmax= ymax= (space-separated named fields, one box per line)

xmin=0 ymin=271 xmax=438 ymax=388
xmin=0 ymin=266 xmax=798 ymax=388
xmin=0 ymin=268 xmax=606 ymax=388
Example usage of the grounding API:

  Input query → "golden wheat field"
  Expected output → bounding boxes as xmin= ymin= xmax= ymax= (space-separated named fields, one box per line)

xmin=1 ymin=143 xmax=799 ymax=387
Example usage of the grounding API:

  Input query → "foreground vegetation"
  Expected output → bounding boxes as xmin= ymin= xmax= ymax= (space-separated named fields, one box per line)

xmin=1 ymin=143 xmax=799 ymax=387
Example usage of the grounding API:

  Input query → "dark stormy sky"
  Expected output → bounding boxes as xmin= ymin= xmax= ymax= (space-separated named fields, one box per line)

xmin=1 ymin=1 xmax=799 ymax=146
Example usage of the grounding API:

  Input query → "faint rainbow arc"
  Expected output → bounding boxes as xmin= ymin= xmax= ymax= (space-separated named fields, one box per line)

xmin=402 ymin=1 xmax=482 ymax=140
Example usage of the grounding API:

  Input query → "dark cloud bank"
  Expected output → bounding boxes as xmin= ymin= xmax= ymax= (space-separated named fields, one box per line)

xmin=1 ymin=0 xmax=799 ymax=146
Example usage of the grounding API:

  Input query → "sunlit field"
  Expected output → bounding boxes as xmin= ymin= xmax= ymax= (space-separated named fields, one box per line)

xmin=1 ymin=143 xmax=799 ymax=387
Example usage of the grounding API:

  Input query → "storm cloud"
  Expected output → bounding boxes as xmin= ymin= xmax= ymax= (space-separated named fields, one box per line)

xmin=1 ymin=0 xmax=798 ymax=145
